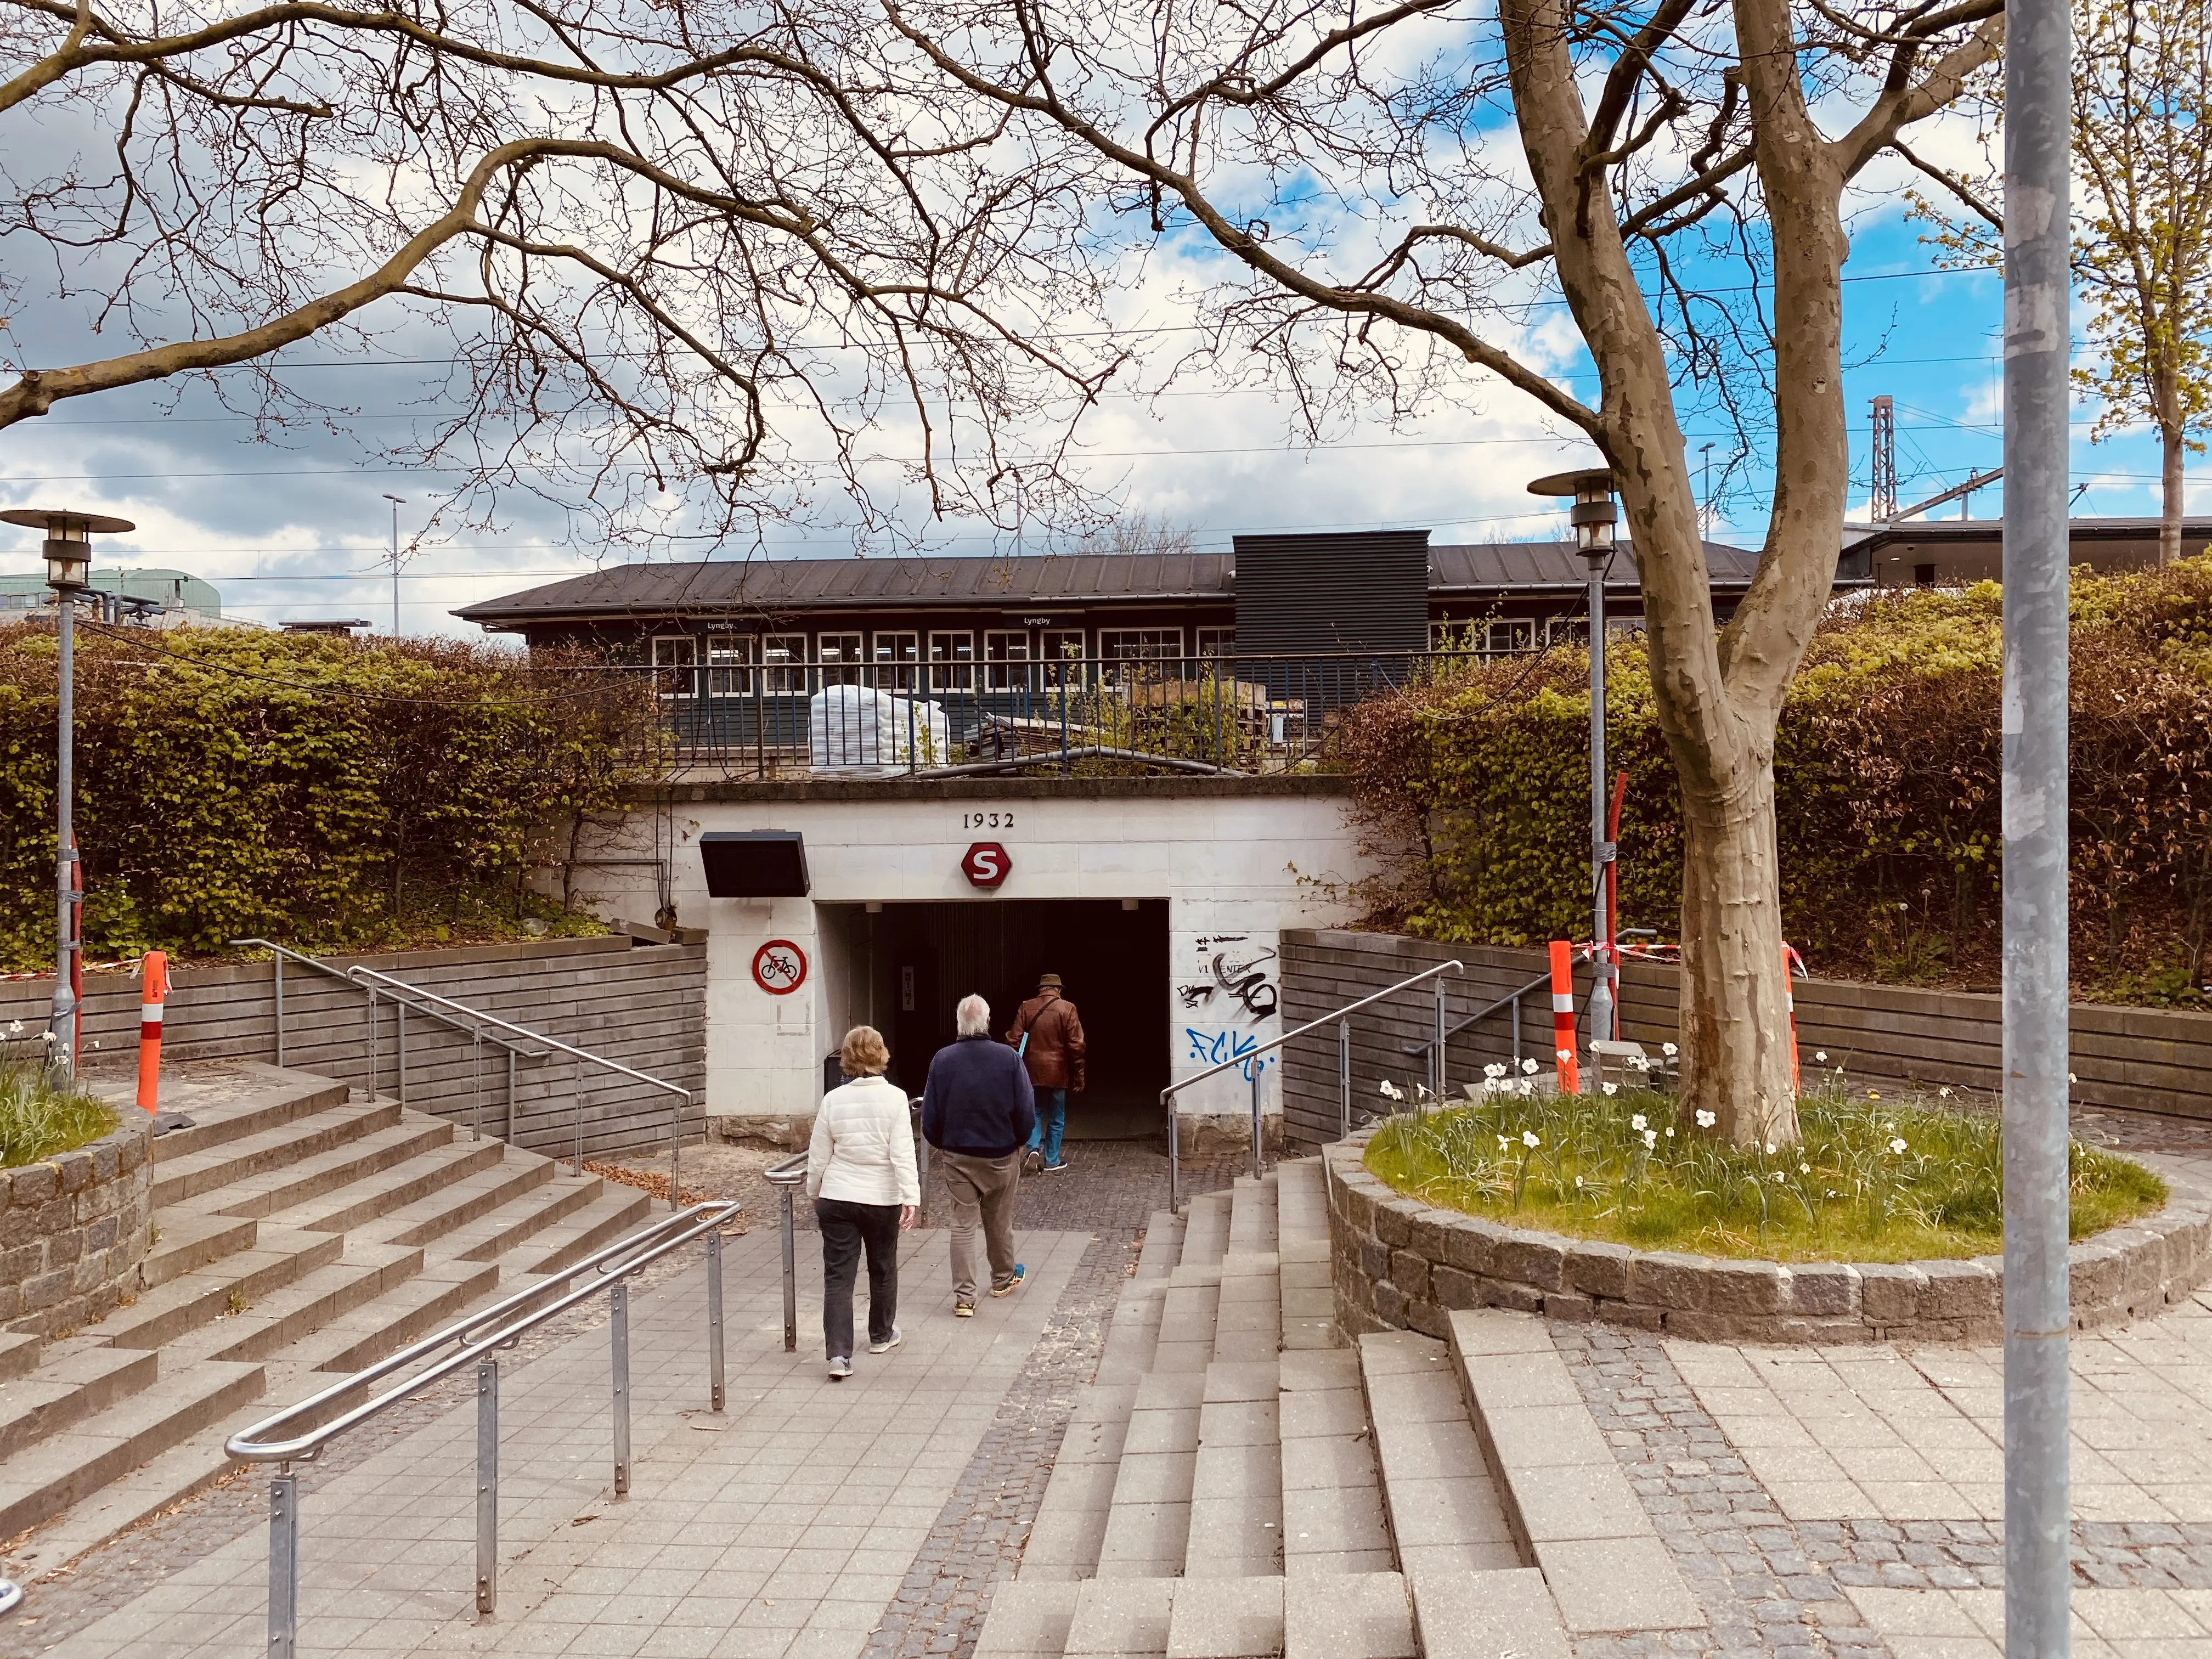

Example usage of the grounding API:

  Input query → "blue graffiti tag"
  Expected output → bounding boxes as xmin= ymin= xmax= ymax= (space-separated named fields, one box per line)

xmin=1186 ymin=1027 xmax=1274 ymax=1083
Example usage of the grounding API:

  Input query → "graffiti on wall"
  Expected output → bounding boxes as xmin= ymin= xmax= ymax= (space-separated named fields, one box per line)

xmin=1176 ymin=935 xmax=1279 ymax=1023
xmin=1186 ymin=1026 xmax=1275 ymax=1083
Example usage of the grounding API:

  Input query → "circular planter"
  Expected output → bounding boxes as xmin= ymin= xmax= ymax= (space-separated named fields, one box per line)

xmin=0 ymin=1112 xmax=154 ymax=1339
xmin=1324 ymin=1126 xmax=2211 ymax=1345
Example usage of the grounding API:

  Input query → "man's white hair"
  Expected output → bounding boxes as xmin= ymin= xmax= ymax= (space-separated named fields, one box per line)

xmin=956 ymin=994 xmax=991 ymax=1038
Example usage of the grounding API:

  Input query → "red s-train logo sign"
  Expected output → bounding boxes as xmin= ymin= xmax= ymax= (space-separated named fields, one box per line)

xmin=961 ymin=842 xmax=1011 ymax=888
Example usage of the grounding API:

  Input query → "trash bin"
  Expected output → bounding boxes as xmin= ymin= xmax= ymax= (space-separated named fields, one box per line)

xmin=822 ymin=1052 xmax=847 ymax=1097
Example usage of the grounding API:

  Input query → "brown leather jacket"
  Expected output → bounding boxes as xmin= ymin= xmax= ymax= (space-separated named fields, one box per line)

xmin=1006 ymin=991 xmax=1086 ymax=1091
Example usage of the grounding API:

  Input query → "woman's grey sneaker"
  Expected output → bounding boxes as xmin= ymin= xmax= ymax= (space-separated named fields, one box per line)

xmin=868 ymin=1325 xmax=902 ymax=1355
xmin=827 ymin=1356 xmax=853 ymax=1380
xmin=990 ymin=1264 xmax=1026 ymax=1297
xmin=954 ymin=1301 xmax=975 ymax=1318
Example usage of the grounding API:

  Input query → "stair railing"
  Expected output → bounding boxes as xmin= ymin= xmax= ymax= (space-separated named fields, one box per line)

xmin=1401 ymin=969 xmax=1554 ymax=1076
xmin=1163 ymin=958 xmax=1465 ymax=1212
xmin=232 ymin=939 xmax=549 ymax=1143
xmin=347 ymin=964 xmax=693 ymax=1213
xmin=226 ymin=1199 xmax=739 ymax=1658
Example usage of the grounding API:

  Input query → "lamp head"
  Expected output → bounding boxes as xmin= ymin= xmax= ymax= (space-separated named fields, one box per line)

xmin=1527 ymin=467 xmax=1618 ymax=559
xmin=1 ymin=508 xmax=135 ymax=593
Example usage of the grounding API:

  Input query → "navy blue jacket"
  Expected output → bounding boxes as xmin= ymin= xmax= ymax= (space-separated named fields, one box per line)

xmin=921 ymin=1035 xmax=1037 ymax=1158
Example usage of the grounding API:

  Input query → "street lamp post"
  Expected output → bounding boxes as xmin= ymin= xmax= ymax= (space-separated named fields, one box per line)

xmin=382 ymin=494 xmax=407 ymax=637
xmin=1528 ymin=469 xmax=1621 ymax=1047
xmin=1 ymin=508 xmax=137 ymax=1077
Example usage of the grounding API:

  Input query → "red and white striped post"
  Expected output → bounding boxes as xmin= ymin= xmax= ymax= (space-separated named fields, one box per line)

xmin=1548 ymin=939 xmax=1581 ymax=1095
xmin=1782 ymin=944 xmax=1803 ymax=1095
xmin=136 ymin=952 xmax=168 ymax=1114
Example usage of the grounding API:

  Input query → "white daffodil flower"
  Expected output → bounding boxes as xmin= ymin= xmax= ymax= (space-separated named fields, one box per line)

xmin=1695 ymin=1109 xmax=1717 ymax=1128
xmin=1522 ymin=1130 xmax=1541 ymax=1149
xmin=1630 ymin=1114 xmax=1647 ymax=1132
xmin=1888 ymin=1137 xmax=1908 ymax=1155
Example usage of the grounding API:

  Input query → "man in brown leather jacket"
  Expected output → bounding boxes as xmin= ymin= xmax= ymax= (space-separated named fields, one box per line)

xmin=1007 ymin=973 xmax=1085 ymax=1174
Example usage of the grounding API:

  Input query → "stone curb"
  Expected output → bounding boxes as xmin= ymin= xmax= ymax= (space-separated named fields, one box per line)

xmin=0 ymin=1110 xmax=154 ymax=1339
xmin=1324 ymin=1127 xmax=2212 ymax=1345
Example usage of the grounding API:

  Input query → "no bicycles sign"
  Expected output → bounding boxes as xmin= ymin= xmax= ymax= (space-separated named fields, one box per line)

xmin=751 ymin=939 xmax=808 ymax=996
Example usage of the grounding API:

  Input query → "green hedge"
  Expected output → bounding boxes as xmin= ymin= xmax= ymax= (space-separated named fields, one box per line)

xmin=1334 ymin=558 xmax=2212 ymax=1002
xmin=0 ymin=626 xmax=659 ymax=969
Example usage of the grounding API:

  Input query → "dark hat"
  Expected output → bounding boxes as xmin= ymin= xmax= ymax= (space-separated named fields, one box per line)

xmin=1038 ymin=973 xmax=1063 ymax=989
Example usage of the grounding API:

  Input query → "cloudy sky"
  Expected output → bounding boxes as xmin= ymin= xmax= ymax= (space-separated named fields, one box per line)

xmin=0 ymin=105 xmax=2181 ymax=637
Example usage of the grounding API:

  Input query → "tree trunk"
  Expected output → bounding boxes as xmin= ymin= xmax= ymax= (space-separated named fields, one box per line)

xmin=2162 ymin=410 xmax=2186 ymax=568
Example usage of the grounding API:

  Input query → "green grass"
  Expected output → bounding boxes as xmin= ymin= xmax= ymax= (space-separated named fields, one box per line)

xmin=1363 ymin=1074 xmax=2166 ymax=1263
xmin=0 ymin=1063 xmax=119 ymax=1168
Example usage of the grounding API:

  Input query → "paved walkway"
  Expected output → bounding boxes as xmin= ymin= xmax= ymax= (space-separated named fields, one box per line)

xmin=46 ymin=1226 xmax=1091 ymax=1659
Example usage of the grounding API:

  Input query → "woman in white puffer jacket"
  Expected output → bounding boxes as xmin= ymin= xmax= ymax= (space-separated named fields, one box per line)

xmin=805 ymin=1025 xmax=919 ymax=1379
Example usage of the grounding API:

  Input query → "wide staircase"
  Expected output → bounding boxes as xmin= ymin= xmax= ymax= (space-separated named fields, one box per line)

xmin=977 ymin=1159 xmax=1706 ymax=1657
xmin=0 ymin=1059 xmax=654 ymax=1568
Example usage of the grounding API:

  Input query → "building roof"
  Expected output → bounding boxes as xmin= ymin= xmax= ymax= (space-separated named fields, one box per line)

xmin=453 ymin=536 xmax=1768 ymax=628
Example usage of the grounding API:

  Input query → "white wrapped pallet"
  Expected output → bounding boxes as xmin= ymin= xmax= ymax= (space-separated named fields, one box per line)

xmin=808 ymin=684 xmax=951 ymax=775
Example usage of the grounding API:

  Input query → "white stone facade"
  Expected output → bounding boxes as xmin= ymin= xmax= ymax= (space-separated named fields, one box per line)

xmin=565 ymin=782 xmax=1370 ymax=1144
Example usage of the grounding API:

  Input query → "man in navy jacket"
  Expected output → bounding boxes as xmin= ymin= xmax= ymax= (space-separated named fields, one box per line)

xmin=921 ymin=994 xmax=1036 ymax=1314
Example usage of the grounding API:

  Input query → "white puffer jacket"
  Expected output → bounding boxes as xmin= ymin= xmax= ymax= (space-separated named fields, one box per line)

xmin=805 ymin=1075 xmax=922 ymax=1207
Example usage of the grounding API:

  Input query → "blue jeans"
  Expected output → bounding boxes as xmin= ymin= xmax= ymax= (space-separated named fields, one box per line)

xmin=1026 ymin=1088 xmax=1066 ymax=1166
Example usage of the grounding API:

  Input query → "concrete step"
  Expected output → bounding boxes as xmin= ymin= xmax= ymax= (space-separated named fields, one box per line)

xmin=1134 ymin=1211 xmax=1186 ymax=1283
xmin=0 ymin=1333 xmax=41 ymax=1386
xmin=279 ymin=1137 xmax=513 ymax=1238
xmin=1277 ymin=1345 xmax=1392 ymax=1578
xmin=1356 ymin=1330 xmax=1521 ymax=1583
xmin=1227 ymin=1174 xmax=1278 ymax=1256
xmin=1212 ymin=1251 xmax=1281 ymax=1367
xmin=1446 ymin=1308 xmax=1704 ymax=1637
xmin=94 ymin=1229 xmax=346 ymax=1350
xmin=152 ymin=1097 xmax=399 ymax=1209
xmin=504 ymin=1184 xmax=654 ymax=1279
xmin=140 ymin=1065 xmax=354 ymax=1165
xmin=975 ymin=1573 xmax=1414 ymax=1659
xmin=139 ymin=1210 xmax=259 ymax=1290
xmin=187 ymin=1244 xmax=426 ymax=1364
xmin=1178 ymin=1190 xmax=1231 ymax=1269
xmin=179 ymin=1115 xmax=454 ymax=1221
xmin=1274 ymin=1158 xmax=1329 ymax=1248
xmin=0 ymin=1357 xmax=265 ymax=1539
xmin=439 ymin=1170 xmax=603 ymax=1262
xmin=302 ymin=1259 xmax=502 ymax=1375
xmin=0 ymin=1347 xmax=160 ymax=1463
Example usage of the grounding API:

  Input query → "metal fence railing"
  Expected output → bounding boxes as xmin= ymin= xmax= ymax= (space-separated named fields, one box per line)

xmin=612 ymin=647 xmax=1516 ymax=778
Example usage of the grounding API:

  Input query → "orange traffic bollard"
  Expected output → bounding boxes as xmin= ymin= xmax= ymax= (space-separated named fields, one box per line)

xmin=1548 ymin=939 xmax=1581 ymax=1095
xmin=136 ymin=952 xmax=168 ymax=1115
xmin=1782 ymin=943 xmax=1802 ymax=1094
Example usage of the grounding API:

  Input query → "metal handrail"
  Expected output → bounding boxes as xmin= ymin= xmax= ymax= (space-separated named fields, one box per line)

xmin=233 ymin=938 xmax=549 ymax=1144
xmin=346 ymin=964 xmax=692 ymax=1213
xmin=1403 ymin=970 xmax=1554 ymax=1070
xmin=1164 ymin=959 xmax=1465 ymax=1212
xmin=227 ymin=1199 xmax=739 ymax=1654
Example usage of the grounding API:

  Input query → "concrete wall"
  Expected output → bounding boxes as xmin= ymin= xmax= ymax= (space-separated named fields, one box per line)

xmin=560 ymin=776 xmax=1371 ymax=1142
xmin=0 ymin=936 xmax=706 ymax=1160
xmin=1278 ymin=928 xmax=2212 ymax=1144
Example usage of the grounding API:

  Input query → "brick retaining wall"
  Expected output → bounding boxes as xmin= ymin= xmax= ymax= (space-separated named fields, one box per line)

xmin=0 ymin=1113 xmax=153 ymax=1339
xmin=1279 ymin=929 xmax=2212 ymax=1149
xmin=1323 ymin=1127 xmax=2212 ymax=1345
xmin=0 ymin=936 xmax=704 ymax=1160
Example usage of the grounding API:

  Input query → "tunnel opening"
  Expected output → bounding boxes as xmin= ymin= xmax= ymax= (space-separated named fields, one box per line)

xmin=818 ymin=898 xmax=1170 ymax=1140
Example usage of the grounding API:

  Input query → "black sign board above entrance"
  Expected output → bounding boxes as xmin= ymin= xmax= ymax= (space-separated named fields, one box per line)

xmin=700 ymin=831 xmax=810 ymax=898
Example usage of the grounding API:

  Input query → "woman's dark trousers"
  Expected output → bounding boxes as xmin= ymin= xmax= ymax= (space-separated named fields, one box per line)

xmin=815 ymin=1198 xmax=900 ymax=1359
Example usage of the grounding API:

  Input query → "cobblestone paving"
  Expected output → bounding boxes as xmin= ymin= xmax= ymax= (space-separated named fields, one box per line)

xmin=1556 ymin=1322 xmax=1891 ymax=1659
xmin=1813 ymin=1517 xmax=2212 ymax=1592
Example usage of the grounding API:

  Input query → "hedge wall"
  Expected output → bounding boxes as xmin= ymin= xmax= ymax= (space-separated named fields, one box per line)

xmin=0 ymin=625 xmax=659 ymax=970
xmin=1334 ymin=558 xmax=2212 ymax=1005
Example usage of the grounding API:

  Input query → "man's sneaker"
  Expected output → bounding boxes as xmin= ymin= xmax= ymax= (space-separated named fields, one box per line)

xmin=1022 ymin=1148 xmax=1043 ymax=1175
xmin=827 ymin=1356 xmax=853 ymax=1380
xmin=869 ymin=1325 xmax=902 ymax=1355
xmin=990 ymin=1264 xmax=1026 ymax=1297
xmin=953 ymin=1302 xmax=975 ymax=1318
xmin=1042 ymin=1160 xmax=1071 ymax=1173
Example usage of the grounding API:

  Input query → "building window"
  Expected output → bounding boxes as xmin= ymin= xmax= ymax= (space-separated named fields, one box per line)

xmin=871 ymin=630 xmax=919 ymax=691
xmin=1196 ymin=627 xmax=1235 ymax=662
xmin=1543 ymin=617 xmax=1585 ymax=648
xmin=984 ymin=630 xmax=1031 ymax=690
xmin=704 ymin=632 xmax=748 ymax=695
xmin=761 ymin=634 xmax=808 ymax=693
xmin=928 ymin=630 xmax=976 ymax=692
xmin=1099 ymin=628 xmax=1184 ymax=662
xmin=1913 ymin=563 xmax=1937 ymax=588
xmin=653 ymin=634 xmax=698 ymax=696
xmin=1486 ymin=619 xmax=1537 ymax=654
xmin=817 ymin=632 xmax=864 ymax=685
xmin=1041 ymin=629 xmax=1086 ymax=686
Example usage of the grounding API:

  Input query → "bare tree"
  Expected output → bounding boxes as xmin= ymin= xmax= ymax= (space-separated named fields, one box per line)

xmin=0 ymin=0 xmax=1120 ymax=544
xmin=816 ymin=0 xmax=2004 ymax=1143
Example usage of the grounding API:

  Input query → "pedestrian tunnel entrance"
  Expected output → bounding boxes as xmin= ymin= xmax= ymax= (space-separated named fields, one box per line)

xmin=815 ymin=899 xmax=1170 ymax=1141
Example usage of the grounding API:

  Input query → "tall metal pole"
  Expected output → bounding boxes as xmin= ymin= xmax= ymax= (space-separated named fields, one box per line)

xmin=2002 ymin=0 xmax=2073 ymax=1643
xmin=52 ymin=591 xmax=75 ymax=1075
xmin=1586 ymin=553 xmax=1615 ymax=1047
xmin=382 ymin=494 xmax=407 ymax=637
